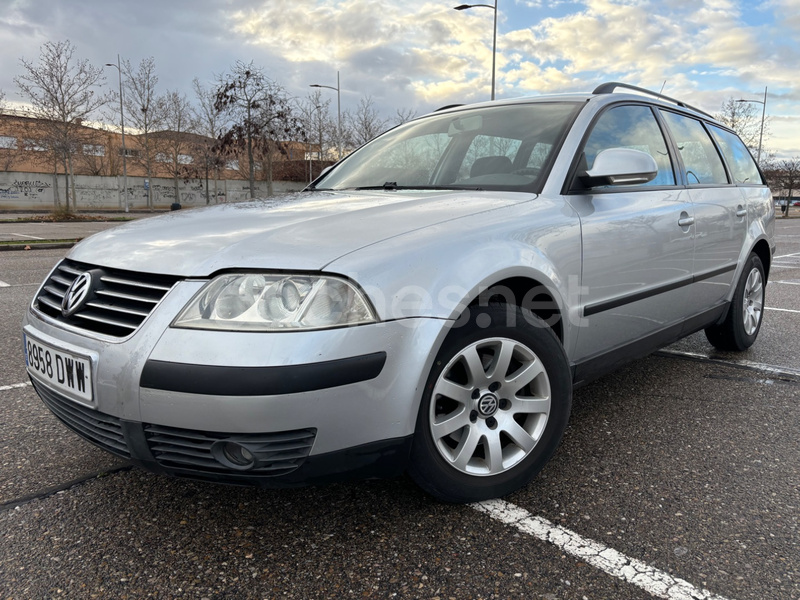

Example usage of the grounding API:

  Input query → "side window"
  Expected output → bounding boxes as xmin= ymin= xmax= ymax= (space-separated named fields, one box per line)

xmin=582 ymin=105 xmax=675 ymax=186
xmin=660 ymin=111 xmax=728 ymax=185
xmin=709 ymin=126 xmax=763 ymax=185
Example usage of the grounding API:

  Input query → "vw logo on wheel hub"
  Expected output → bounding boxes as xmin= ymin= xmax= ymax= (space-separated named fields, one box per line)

xmin=477 ymin=393 xmax=499 ymax=417
xmin=62 ymin=272 xmax=93 ymax=317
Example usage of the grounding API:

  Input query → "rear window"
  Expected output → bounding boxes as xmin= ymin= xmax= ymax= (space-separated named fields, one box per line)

xmin=708 ymin=126 xmax=764 ymax=185
xmin=660 ymin=111 xmax=728 ymax=185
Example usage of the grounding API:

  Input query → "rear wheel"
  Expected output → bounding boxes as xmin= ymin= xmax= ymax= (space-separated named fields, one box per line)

xmin=705 ymin=252 xmax=765 ymax=351
xmin=409 ymin=304 xmax=571 ymax=503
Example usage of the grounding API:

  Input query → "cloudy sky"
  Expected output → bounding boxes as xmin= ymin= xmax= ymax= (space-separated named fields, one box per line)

xmin=2 ymin=0 xmax=798 ymax=157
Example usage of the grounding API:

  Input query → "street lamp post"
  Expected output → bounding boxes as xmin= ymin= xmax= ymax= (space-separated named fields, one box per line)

xmin=105 ymin=55 xmax=128 ymax=213
xmin=736 ymin=86 xmax=767 ymax=165
xmin=454 ymin=1 xmax=498 ymax=101
xmin=310 ymin=71 xmax=342 ymax=161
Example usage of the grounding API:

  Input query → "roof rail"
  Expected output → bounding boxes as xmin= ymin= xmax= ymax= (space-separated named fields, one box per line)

xmin=434 ymin=104 xmax=464 ymax=112
xmin=593 ymin=82 xmax=714 ymax=119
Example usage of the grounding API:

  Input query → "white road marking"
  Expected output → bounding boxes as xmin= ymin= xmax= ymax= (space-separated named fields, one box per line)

xmin=774 ymin=251 xmax=800 ymax=259
xmin=765 ymin=306 xmax=800 ymax=314
xmin=11 ymin=233 xmax=44 ymax=240
xmin=659 ymin=349 xmax=800 ymax=378
xmin=0 ymin=382 xmax=32 ymax=392
xmin=0 ymin=280 xmax=10 ymax=287
xmin=473 ymin=499 xmax=733 ymax=600
xmin=771 ymin=280 xmax=800 ymax=286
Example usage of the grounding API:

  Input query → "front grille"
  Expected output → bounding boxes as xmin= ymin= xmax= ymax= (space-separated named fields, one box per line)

xmin=144 ymin=424 xmax=316 ymax=477
xmin=35 ymin=259 xmax=181 ymax=338
xmin=32 ymin=380 xmax=130 ymax=459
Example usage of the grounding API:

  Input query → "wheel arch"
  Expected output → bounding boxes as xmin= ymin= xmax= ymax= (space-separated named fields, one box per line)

xmin=751 ymin=238 xmax=772 ymax=282
xmin=462 ymin=275 xmax=565 ymax=343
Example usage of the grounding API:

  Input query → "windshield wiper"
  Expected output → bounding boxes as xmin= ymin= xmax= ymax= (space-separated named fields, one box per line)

xmin=350 ymin=181 xmax=400 ymax=190
xmin=348 ymin=183 xmax=484 ymax=191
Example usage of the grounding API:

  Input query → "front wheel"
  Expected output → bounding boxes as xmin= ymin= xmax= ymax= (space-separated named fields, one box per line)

xmin=409 ymin=304 xmax=572 ymax=503
xmin=705 ymin=252 xmax=765 ymax=351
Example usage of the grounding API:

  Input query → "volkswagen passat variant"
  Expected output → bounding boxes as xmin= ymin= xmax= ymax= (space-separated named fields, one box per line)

xmin=23 ymin=83 xmax=775 ymax=502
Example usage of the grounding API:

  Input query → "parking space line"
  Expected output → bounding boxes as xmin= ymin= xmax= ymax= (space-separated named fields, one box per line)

xmin=771 ymin=280 xmax=800 ymax=286
xmin=473 ymin=499 xmax=733 ymax=600
xmin=11 ymin=233 xmax=44 ymax=240
xmin=774 ymin=252 xmax=800 ymax=259
xmin=0 ymin=382 xmax=31 ymax=392
xmin=765 ymin=306 xmax=800 ymax=314
xmin=0 ymin=279 xmax=9 ymax=287
xmin=657 ymin=349 xmax=800 ymax=378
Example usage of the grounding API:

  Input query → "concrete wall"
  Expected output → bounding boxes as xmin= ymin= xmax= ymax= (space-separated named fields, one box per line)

xmin=0 ymin=171 xmax=306 ymax=211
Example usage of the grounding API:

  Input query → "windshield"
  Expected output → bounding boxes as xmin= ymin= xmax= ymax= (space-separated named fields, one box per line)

xmin=313 ymin=102 xmax=581 ymax=192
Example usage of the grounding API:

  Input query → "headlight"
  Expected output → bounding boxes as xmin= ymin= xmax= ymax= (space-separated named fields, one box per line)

xmin=173 ymin=274 xmax=376 ymax=331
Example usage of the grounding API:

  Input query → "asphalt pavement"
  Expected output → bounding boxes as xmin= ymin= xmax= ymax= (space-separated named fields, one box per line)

xmin=0 ymin=217 xmax=798 ymax=599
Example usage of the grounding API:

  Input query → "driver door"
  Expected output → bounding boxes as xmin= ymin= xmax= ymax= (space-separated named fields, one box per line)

xmin=567 ymin=104 xmax=695 ymax=378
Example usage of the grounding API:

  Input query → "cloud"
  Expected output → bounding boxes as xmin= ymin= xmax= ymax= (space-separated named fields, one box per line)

xmin=2 ymin=0 xmax=799 ymax=156
xmin=225 ymin=0 xmax=503 ymax=104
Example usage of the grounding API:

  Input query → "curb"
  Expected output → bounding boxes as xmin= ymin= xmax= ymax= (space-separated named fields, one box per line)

xmin=0 ymin=242 xmax=76 ymax=252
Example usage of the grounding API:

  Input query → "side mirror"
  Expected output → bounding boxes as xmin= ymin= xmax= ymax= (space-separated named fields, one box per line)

xmin=580 ymin=148 xmax=659 ymax=187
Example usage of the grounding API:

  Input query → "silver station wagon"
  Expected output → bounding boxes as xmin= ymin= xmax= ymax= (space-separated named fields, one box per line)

xmin=23 ymin=83 xmax=775 ymax=503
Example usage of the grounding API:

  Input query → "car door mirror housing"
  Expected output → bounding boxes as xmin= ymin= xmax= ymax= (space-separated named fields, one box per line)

xmin=581 ymin=148 xmax=659 ymax=187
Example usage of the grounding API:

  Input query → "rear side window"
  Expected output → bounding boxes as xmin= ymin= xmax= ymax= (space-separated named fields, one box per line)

xmin=582 ymin=105 xmax=675 ymax=186
xmin=708 ymin=126 xmax=763 ymax=185
xmin=660 ymin=111 xmax=728 ymax=185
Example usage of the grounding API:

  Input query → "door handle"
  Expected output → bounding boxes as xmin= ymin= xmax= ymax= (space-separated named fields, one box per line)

xmin=736 ymin=205 xmax=747 ymax=218
xmin=678 ymin=215 xmax=694 ymax=227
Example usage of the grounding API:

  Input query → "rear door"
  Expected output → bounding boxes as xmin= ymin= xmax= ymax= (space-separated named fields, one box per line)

xmin=658 ymin=111 xmax=747 ymax=314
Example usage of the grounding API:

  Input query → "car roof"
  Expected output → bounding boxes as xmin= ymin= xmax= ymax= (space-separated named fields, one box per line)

xmin=432 ymin=82 xmax=721 ymax=128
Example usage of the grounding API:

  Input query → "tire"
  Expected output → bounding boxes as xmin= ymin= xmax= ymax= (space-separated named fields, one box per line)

xmin=705 ymin=252 xmax=765 ymax=351
xmin=408 ymin=304 xmax=572 ymax=503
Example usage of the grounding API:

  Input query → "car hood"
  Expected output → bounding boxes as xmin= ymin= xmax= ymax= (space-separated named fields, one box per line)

xmin=68 ymin=190 xmax=532 ymax=276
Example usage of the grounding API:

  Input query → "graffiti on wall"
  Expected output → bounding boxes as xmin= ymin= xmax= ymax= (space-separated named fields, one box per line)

xmin=0 ymin=179 xmax=53 ymax=200
xmin=0 ymin=171 xmax=304 ymax=209
xmin=14 ymin=180 xmax=51 ymax=196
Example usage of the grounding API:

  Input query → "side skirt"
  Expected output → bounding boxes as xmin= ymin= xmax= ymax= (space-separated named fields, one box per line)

xmin=571 ymin=303 xmax=728 ymax=387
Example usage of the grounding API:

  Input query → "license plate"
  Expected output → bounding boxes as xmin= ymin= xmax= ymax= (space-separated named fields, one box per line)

xmin=24 ymin=334 xmax=93 ymax=402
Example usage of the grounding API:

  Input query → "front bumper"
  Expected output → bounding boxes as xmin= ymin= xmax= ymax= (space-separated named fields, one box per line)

xmin=23 ymin=278 xmax=450 ymax=486
xmin=32 ymin=377 xmax=413 ymax=486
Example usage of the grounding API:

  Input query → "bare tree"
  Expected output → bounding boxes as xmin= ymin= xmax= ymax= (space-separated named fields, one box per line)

xmin=154 ymin=90 xmax=198 ymax=203
xmin=14 ymin=40 xmax=107 ymax=212
xmin=215 ymin=61 xmax=303 ymax=197
xmin=120 ymin=57 xmax=164 ymax=208
xmin=344 ymin=96 xmax=390 ymax=149
xmin=297 ymin=90 xmax=335 ymax=180
xmin=255 ymin=88 xmax=304 ymax=196
xmin=394 ymin=107 xmax=418 ymax=126
xmin=716 ymin=97 xmax=771 ymax=165
xmin=766 ymin=157 xmax=800 ymax=218
xmin=193 ymin=78 xmax=227 ymax=204
xmin=74 ymin=128 xmax=118 ymax=176
xmin=0 ymin=92 xmax=20 ymax=172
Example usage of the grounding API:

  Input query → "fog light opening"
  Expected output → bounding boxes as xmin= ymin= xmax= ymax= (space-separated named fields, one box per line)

xmin=211 ymin=441 xmax=257 ymax=471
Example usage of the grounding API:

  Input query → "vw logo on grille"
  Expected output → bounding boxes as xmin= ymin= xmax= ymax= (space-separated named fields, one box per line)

xmin=62 ymin=272 xmax=93 ymax=317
